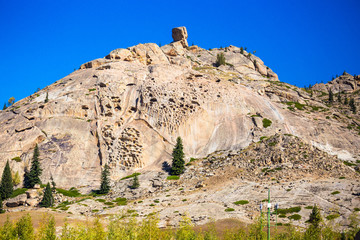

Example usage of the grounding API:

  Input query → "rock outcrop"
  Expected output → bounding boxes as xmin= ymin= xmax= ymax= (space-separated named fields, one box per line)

xmin=0 ymin=27 xmax=359 ymax=191
xmin=172 ymin=26 xmax=188 ymax=48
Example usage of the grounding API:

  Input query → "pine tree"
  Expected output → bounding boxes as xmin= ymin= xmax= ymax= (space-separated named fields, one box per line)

xmin=40 ymin=183 xmax=54 ymax=207
xmin=26 ymin=144 xmax=42 ymax=188
xmin=240 ymin=47 xmax=244 ymax=54
xmin=1 ymin=160 xmax=13 ymax=199
xmin=216 ymin=53 xmax=226 ymax=67
xmin=44 ymin=92 xmax=49 ymax=103
xmin=2 ymin=103 xmax=7 ymax=110
xmin=130 ymin=174 xmax=140 ymax=189
xmin=308 ymin=204 xmax=322 ymax=229
xmin=349 ymin=98 xmax=356 ymax=114
xmin=0 ymin=197 xmax=3 ymax=213
xmin=99 ymin=164 xmax=110 ymax=194
xmin=50 ymin=175 xmax=56 ymax=192
xmin=344 ymin=97 xmax=348 ymax=105
xmin=171 ymin=137 xmax=185 ymax=175
xmin=328 ymin=89 xmax=334 ymax=103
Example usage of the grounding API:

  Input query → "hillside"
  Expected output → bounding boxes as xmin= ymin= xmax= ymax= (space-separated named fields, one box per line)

xmin=0 ymin=27 xmax=359 ymax=228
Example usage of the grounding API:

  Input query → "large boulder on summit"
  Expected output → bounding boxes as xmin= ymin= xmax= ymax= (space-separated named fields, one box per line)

xmin=172 ymin=27 xmax=188 ymax=48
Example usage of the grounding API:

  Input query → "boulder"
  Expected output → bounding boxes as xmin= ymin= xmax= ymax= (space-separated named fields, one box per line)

xmin=172 ymin=27 xmax=188 ymax=48
xmin=6 ymin=194 xmax=27 ymax=207
xmin=80 ymin=58 xmax=109 ymax=69
xmin=26 ymin=189 xmax=39 ymax=199
xmin=26 ymin=198 xmax=39 ymax=207
xmin=105 ymin=48 xmax=132 ymax=61
xmin=34 ymin=184 xmax=41 ymax=189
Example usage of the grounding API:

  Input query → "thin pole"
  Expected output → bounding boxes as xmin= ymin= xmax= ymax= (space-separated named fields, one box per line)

xmin=267 ymin=189 xmax=270 ymax=240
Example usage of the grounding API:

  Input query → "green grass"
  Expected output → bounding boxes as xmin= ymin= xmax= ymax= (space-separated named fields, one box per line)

xmin=104 ymin=202 xmax=114 ymax=206
xmin=120 ymin=172 xmax=141 ymax=180
xmin=331 ymin=191 xmax=340 ymax=195
xmin=268 ymin=141 xmax=277 ymax=146
xmin=251 ymin=115 xmax=260 ymax=118
xmin=55 ymin=201 xmax=72 ymax=211
xmin=154 ymin=200 xmax=160 ymax=203
xmin=225 ymin=208 xmax=235 ymax=212
xmin=182 ymin=199 xmax=187 ymax=202
xmin=92 ymin=209 xmax=99 ymax=213
xmin=277 ymin=206 xmax=301 ymax=215
xmin=288 ymin=214 xmax=301 ymax=220
xmin=113 ymin=197 xmax=127 ymax=206
xmin=56 ymin=187 xmax=82 ymax=197
xmin=354 ymin=208 xmax=360 ymax=212
xmin=11 ymin=157 xmax=22 ymax=162
xmin=88 ymin=88 xmax=96 ymax=92
xmin=326 ymin=214 xmax=340 ymax=220
xmin=260 ymin=136 xmax=268 ymax=141
xmin=279 ymin=214 xmax=286 ymax=218
xmin=305 ymin=206 xmax=313 ymax=210
xmin=262 ymin=118 xmax=272 ymax=128
xmin=96 ymin=199 xmax=106 ymax=203
xmin=10 ymin=188 xmax=28 ymax=198
xmin=234 ymin=200 xmax=249 ymax=205
xmin=167 ymin=175 xmax=180 ymax=180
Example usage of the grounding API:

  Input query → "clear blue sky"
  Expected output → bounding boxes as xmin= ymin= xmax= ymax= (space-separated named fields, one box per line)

xmin=1 ymin=0 xmax=359 ymax=105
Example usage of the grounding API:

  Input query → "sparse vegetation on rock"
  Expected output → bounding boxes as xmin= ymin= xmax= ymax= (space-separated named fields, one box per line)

xmin=130 ymin=174 xmax=140 ymax=189
xmin=215 ymin=53 xmax=226 ymax=67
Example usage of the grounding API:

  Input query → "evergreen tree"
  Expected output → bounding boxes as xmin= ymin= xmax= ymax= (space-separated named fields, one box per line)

xmin=25 ymin=144 xmax=42 ymax=188
xmin=2 ymin=103 xmax=7 ymax=110
xmin=349 ymin=98 xmax=356 ymax=114
xmin=40 ymin=183 xmax=54 ymax=207
xmin=50 ymin=175 xmax=56 ymax=192
xmin=23 ymin=167 xmax=31 ymax=189
xmin=171 ymin=137 xmax=185 ymax=175
xmin=130 ymin=174 xmax=140 ymax=189
xmin=44 ymin=92 xmax=49 ymax=103
xmin=308 ymin=204 xmax=322 ymax=229
xmin=99 ymin=164 xmax=110 ymax=194
xmin=328 ymin=89 xmax=334 ymax=103
xmin=0 ymin=197 xmax=3 ymax=213
xmin=1 ymin=160 xmax=13 ymax=199
xmin=215 ymin=53 xmax=226 ymax=67
xmin=240 ymin=47 xmax=244 ymax=54
xmin=344 ymin=97 xmax=348 ymax=105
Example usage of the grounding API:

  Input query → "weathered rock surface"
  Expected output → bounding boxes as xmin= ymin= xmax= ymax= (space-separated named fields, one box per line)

xmin=6 ymin=194 xmax=27 ymax=207
xmin=172 ymin=26 xmax=188 ymax=48
xmin=0 ymin=27 xmax=359 ymax=193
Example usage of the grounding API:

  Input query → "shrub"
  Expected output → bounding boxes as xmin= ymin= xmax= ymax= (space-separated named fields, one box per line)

xmin=99 ymin=164 xmax=110 ymax=194
xmin=104 ymin=202 xmax=114 ymax=206
xmin=354 ymin=208 xmax=360 ymax=212
xmin=277 ymin=206 xmax=301 ymax=215
xmin=11 ymin=157 xmax=22 ymax=162
xmin=216 ymin=53 xmax=226 ymax=67
xmin=262 ymin=118 xmax=272 ymax=128
xmin=167 ymin=175 xmax=180 ymax=180
xmin=88 ymin=88 xmax=96 ymax=92
xmin=279 ymin=214 xmax=286 ymax=218
xmin=56 ymin=187 xmax=81 ymax=197
xmin=288 ymin=214 xmax=301 ymax=220
xmin=339 ymin=176 xmax=345 ymax=179
xmin=130 ymin=174 xmax=140 ymax=189
xmin=234 ymin=200 xmax=249 ymax=205
xmin=225 ymin=208 xmax=235 ymax=212
xmin=96 ymin=199 xmax=106 ymax=203
xmin=326 ymin=214 xmax=340 ymax=220
xmin=121 ymin=172 xmax=141 ymax=180
xmin=113 ymin=197 xmax=127 ymax=206
xmin=305 ymin=206 xmax=313 ymax=209
xmin=331 ymin=191 xmax=340 ymax=195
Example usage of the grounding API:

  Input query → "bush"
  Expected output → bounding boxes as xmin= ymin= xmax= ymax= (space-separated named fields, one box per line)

xmin=225 ymin=208 xmax=235 ymax=212
xmin=331 ymin=191 xmax=340 ymax=195
xmin=262 ymin=118 xmax=272 ymax=128
xmin=277 ymin=206 xmax=301 ymax=215
xmin=234 ymin=200 xmax=249 ymax=205
xmin=56 ymin=187 xmax=82 ymax=197
xmin=216 ymin=53 xmax=226 ymax=67
xmin=167 ymin=175 xmax=180 ymax=180
xmin=10 ymin=188 xmax=27 ymax=198
xmin=11 ymin=157 xmax=22 ymax=162
xmin=113 ymin=197 xmax=127 ymax=206
xmin=326 ymin=214 xmax=340 ymax=220
xmin=121 ymin=172 xmax=141 ymax=180
xmin=288 ymin=214 xmax=301 ymax=220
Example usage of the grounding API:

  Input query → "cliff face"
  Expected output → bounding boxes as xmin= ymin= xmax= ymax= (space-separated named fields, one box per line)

xmin=0 ymin=27 xmax=359 ymax=189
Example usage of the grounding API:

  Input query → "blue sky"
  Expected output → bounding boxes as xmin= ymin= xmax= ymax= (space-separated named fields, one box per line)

xmin=1 ymin=0 xmax=359 ymax=105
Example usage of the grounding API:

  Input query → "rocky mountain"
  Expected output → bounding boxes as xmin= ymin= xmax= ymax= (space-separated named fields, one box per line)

xmin=0 ymin=27 xmax=359 ymax=189
xmin=0 ymin=27 xmax=359 ymax=227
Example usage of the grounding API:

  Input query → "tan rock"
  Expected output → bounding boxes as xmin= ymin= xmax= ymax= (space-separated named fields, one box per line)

xmin=172 ymin=26 xmax=188 ymax=48
xmin=6 ymin=194 xmax=27 ymax=207
xmin=26 ymin=198 xmax=39 ymax=207
xmin=26 ymin=189 xmax=39 ymax=199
